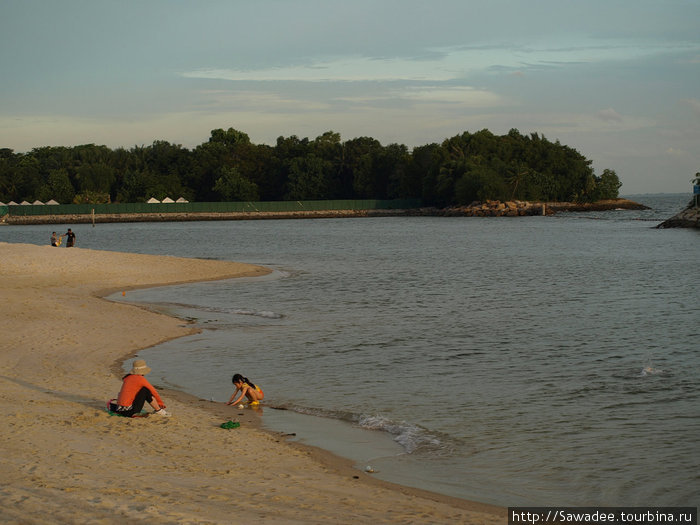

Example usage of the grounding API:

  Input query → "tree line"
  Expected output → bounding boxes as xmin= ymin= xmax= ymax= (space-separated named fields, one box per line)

xmin=0 ymin=127 xmax=621 ymax=207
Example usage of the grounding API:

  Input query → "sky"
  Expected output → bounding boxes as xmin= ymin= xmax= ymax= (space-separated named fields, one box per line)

xmin=1 ymin=1 xmax=699 ymax=194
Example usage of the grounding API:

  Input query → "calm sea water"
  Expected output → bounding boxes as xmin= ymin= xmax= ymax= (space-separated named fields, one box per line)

xmin=2 ymin=194 xmax=698 ymax=506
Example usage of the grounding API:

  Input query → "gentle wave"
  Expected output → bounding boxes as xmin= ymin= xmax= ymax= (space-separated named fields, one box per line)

xmin=191 ymin=303 xmax=285 ymax=319
xmin=227 ymin=308 xmax=284 ymax=319
xmin=356 ymin=414 xmax=444 ymax=454
xmin=143 ymin=301 xmax=285 ymax=320
xmin=274 ymin=404 xmax=448 ymax=454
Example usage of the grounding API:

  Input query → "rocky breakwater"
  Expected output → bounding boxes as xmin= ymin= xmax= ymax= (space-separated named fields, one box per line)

xmin=1 ymin=198 xmax=649 ymax=224
xmin=439 ymin=200 xmax=548 ymax=217
xmin=434 ymin=198 xmax=647 ymax=217
xmin=657 ymin=201 xmax=700 ymax=229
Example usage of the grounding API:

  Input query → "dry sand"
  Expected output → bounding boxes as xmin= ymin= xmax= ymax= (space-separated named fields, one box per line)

xmin=0 ymin=242 xmax=504 ymax=524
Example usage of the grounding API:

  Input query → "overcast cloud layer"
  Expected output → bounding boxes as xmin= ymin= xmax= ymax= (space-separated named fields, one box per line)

xmin=1 ymin=0 xmax=699 ymax=193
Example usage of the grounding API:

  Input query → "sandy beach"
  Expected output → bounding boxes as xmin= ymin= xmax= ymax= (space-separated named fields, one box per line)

xmin=0 ymin=242 xmax=504 ymax=524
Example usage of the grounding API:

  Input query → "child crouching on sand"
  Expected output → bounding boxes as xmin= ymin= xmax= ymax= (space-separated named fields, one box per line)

xmin=226 ymin=374 xmax=264 ymax=406
xmin=110 ymin=359 xmax=170 ymax=417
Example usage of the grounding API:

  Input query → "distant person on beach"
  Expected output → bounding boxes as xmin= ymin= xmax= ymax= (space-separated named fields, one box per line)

xmin=109 ymin=359 xmax=170 ymax=417
xmin=227 ymin=374 xmax=264 ymax=406
xmin=63 ymin=228 xmax=76 ymax=247
xmin=50 ymin=232 xmax=59 ymax=246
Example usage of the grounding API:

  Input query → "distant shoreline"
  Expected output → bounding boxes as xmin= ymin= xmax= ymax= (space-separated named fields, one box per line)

xmin=1 ymin=198 xmax=648 ymax=225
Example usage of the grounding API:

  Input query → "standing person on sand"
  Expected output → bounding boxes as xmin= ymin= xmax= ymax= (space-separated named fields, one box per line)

xmin=110 ymin=359 xmax=170 ymax=417
xmin=227 ymin=374 xmax=264 ymax=406
xmin=50 ymin=232 xmax=59 ymax=247
xmin=63 ymin=228 xmax=76 ymax=247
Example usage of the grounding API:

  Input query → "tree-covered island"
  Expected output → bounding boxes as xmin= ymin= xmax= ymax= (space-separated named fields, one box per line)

xmin=0 ymin=127 xmax=622 ymax=207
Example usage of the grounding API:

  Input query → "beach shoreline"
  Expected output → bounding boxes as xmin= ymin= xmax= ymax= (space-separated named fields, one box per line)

xmin=0 ymin=241 xmax=504 ymax=523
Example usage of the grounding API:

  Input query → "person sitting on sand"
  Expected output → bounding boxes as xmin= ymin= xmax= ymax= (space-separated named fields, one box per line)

xmin=226 ymin=374 xmax=264 ymax=406
xmin=110 ymin=359 xmax=170 ymax=417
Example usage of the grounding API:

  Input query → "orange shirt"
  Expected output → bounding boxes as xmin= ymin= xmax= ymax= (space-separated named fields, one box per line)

xmin=117 ymin=374 xmax=165 ymax=408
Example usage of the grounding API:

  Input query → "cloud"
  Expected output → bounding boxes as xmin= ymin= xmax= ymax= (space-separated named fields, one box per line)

xmin=681 ymin=54 xmax=700 ymax=64
xmin=665 ymin=147 xmax=687 ymax=157
xmin=681 ymin=98 xmax=700 ymax=117
xmin=182 ymin=54 xmax=457 ymax=83
xmin=181 ymin=36 xmax=655 ymax=86
xmin=596 ymin=108 xmax=624 ymax=123
xmin=396 ymin=86 xmax=506 ymax=108
xmin=195 ymin=90 xmax=331 ymax=113
xmin=486 ymin=111 xmax=654 ymax=137
xmin=329 ymin=85 xmax=507 ymax=115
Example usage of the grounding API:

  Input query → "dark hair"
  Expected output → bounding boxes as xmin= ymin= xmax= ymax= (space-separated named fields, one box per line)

xmin=232 ymin=374 xmax=255 ymax=388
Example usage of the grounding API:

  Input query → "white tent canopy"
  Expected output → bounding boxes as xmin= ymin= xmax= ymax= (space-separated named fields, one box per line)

xmin=146 ymin=197 xmax=160 ymax=203
xmin=161 ymin=197 xmax=175 ymax=203
xmin=176 ymin=197 xmax=189 ymax=203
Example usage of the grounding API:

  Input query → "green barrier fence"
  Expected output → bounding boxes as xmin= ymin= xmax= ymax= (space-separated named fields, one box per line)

xmin=5 ymin=199 xmax=422 ymax=217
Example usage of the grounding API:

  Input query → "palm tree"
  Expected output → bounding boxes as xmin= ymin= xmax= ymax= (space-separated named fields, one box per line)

xmin=507 ymin=163 xmax=529 ymax=200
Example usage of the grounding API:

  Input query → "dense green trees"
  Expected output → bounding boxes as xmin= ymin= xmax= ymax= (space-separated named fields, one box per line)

xmin=0 ymin=127 xmax=621 ymax=206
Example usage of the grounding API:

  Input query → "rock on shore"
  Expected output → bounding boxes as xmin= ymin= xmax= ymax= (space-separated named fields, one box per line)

xmin=657 ymin=201 xmax=700 ymax=229
xmin=431 ymin=198 xmax=648 ymax=217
